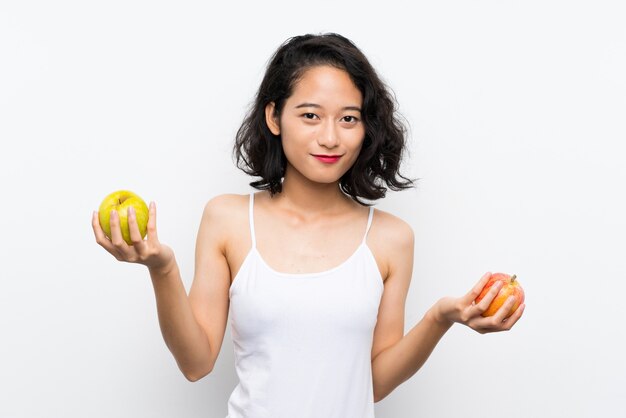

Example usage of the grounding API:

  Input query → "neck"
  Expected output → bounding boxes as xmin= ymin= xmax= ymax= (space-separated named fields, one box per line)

xmin=272 ymin=165 xmax=353 ymax=215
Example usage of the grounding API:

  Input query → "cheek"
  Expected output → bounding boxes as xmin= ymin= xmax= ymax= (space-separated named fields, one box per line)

xmin=348 ymin=147 xmax=363 ymax=167
xmin=280 ymin=119 xmax=315 ymax=143
xmin=348 ymin=130 xmax=366 ymax=154
xmin=341 ymin=141 xmax=364 ymax=171
xmin=280 ymin=128 xmax=306 ymax=153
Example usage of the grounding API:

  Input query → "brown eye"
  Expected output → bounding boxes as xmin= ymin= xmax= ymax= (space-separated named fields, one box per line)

xmin=342 ymin=116 xmax=359 ymax=123
xmin=303 ymin=113 xmax=318 ymax=119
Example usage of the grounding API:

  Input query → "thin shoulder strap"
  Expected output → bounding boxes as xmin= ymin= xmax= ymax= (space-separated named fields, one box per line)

xmin=362 ymin=206 xmax=374 ymax=244
xmin=248 ymin=192 xmax=256 ymax=249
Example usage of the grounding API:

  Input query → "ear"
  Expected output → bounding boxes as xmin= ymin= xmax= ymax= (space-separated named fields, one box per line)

xmin=265 ymin=102 xmax=281 ymax=136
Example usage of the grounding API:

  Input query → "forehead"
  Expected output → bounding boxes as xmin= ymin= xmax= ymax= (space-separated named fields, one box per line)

xmin=288 ymin=65 xmax=363 ymax=106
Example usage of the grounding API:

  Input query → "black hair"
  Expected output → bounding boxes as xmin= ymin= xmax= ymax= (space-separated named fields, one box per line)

xmin=233 ymin=33 xmax=416 ymax=205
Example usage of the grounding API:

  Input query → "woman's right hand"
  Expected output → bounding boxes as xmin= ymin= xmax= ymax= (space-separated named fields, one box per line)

xmin=92 ymin=201 xmax=175 ymax=275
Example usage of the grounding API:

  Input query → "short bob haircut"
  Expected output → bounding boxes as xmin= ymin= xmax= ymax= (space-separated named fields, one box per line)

xmin=233 ymin=33 xmax=415 ymax=206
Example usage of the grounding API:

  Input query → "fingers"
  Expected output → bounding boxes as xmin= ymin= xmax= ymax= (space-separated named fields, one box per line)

xmin=473 ymin=281 xmax=503 ymax=315
xmin=455 ymin=271 xmax=525 ymax=333
xmin=108 ymin=209 xmax=134 ymax=259
xmin=92 ymin=211 xmax=124 ymax=260
xmin=92 ymin=211 xmax=112 ymax=250
xmin=476 ymin=297 xmax=525 ymax=333
xmin=108 ymin=210 xmax=125 ymax=246
xmin=146 ymin=201 xmax=158 ymax=243
xmin=464 ymin=272 xmax=492 ymax=304
xmin=127 ymin=206 xmax=148 ymax=254
xmin=93 ymin=201 xmax=161 ymax=265
xmin=494 ymin=296 xmax=526 ymax=331
xmin=510 ymin=303 xmax=526 ymax=325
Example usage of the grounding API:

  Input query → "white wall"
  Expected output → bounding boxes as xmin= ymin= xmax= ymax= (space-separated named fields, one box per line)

xmin=1 ymin=1 xmax=624 ymax=417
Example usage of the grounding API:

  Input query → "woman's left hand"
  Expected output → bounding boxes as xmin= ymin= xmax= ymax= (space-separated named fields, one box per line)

xmin=433 ymin=272 xmax=525 ymax=334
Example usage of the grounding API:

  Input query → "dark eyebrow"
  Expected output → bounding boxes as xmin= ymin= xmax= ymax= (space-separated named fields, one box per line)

xmin=294 ymin=103 xmax=362 ymax=112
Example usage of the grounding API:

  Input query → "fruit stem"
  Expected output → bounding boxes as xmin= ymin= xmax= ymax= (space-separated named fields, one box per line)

xmin=511 ymin=274 xmax=517 ymax=282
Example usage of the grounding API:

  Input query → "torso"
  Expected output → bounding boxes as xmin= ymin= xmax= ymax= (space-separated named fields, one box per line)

xmin=223 ymin=191 xmax=390 ymax=285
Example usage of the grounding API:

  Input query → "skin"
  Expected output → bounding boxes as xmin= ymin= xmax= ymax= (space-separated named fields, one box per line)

xmin=92 ymin=64 xmax=525 ymax=401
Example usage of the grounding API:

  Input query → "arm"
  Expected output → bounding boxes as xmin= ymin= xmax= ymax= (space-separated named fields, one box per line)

xmin=370 ymin=220 xmax=525 ymax=402
xmin=148 ymin=259 xmax=214 ymax=381
xmin=372 ymin=307 xmax=452 ymax=402
xmin=92 ymin=197 xmax=232 ymax=382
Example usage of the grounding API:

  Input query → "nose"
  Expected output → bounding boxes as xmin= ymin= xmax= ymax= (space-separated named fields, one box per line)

xmin=317 ymin=120 xmax=340 ymax=148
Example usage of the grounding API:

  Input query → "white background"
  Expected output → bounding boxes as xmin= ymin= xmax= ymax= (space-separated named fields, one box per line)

xmin=1 ymin=1 xmax=625 ymax=417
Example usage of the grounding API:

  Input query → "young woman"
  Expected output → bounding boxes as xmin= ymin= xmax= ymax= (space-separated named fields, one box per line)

xmin=92 ymin=33 xmax=524 ymax=418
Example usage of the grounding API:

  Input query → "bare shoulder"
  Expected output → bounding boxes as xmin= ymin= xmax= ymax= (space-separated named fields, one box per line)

xmin=369 ymin=207 xmax=415 ymax=280
xmin=370 ymin=207 xmax=414 ymax=247
xmin=203 ymin=193 xmax=249 ymax=214
xmin=199 ymin=193 xmax=250 ymax=246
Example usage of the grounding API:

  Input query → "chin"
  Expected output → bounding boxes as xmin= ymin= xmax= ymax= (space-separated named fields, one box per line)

xmin=306 ymin=176 xmax=341 ymax=185
xmin=285 ymin=163 xmax=349 ymax=186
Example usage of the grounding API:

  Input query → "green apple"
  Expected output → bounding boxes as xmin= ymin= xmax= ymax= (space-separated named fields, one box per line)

xmin=98 ymin=190 xmax=149 ymax=245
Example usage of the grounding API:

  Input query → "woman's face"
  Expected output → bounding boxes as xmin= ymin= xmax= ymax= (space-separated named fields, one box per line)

xmin=265 ymin=65 xmax=365 ymax=185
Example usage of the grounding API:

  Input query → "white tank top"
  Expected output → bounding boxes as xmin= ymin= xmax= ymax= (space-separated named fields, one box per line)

xmin=225 ymin=192 xmax=384 ymax=418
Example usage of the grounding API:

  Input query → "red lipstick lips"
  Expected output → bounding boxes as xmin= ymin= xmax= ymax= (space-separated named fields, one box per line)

xmin=312 ymin=154 xmax=342 ymax=163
